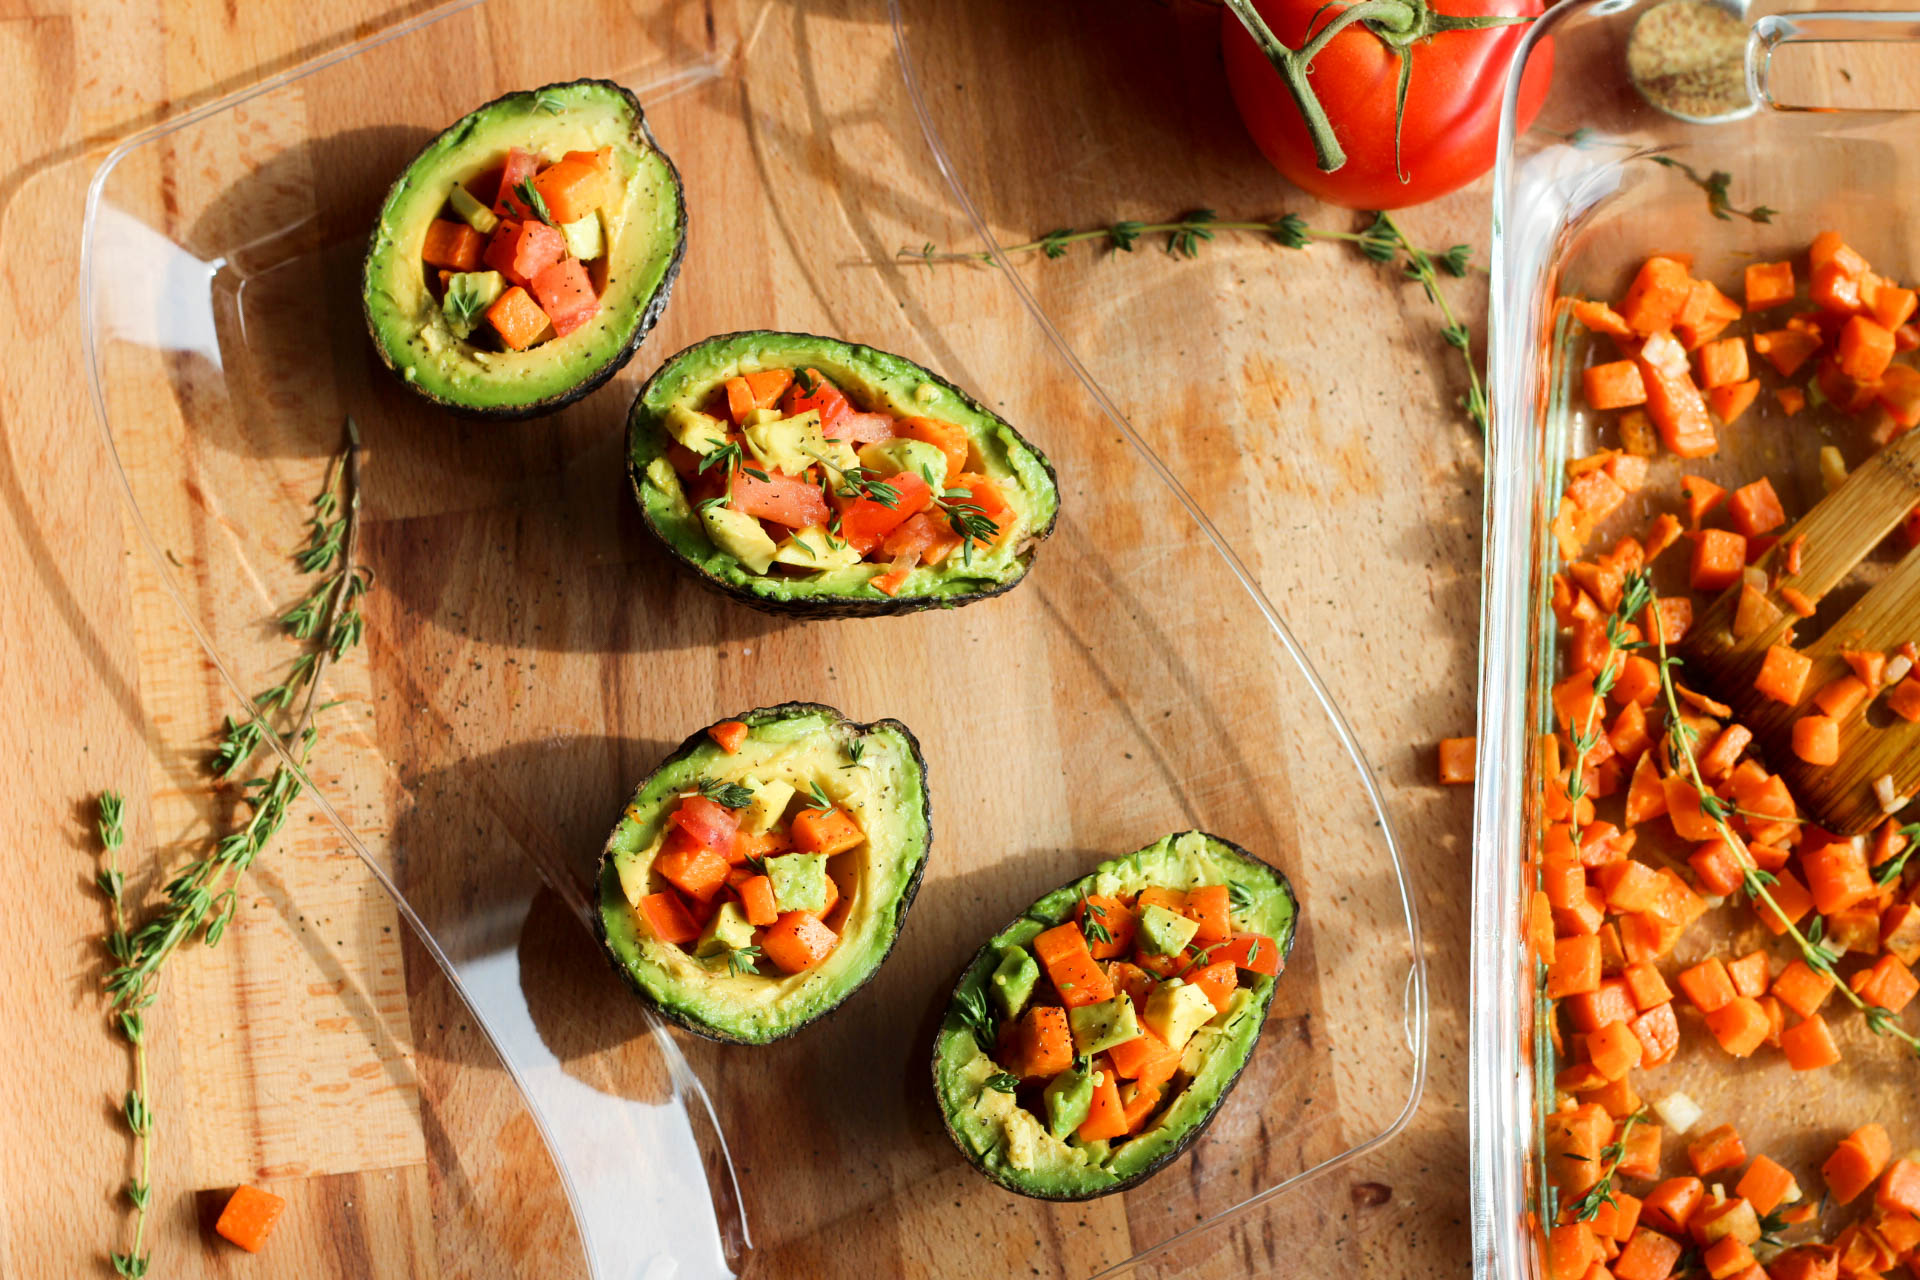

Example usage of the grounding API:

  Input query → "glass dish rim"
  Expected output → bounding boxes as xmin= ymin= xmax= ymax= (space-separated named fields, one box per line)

xmin=76 ymin=0 xmax=1434 ymax=1271
xmin=1475 ymin=5 xmax=1920 ymax=1277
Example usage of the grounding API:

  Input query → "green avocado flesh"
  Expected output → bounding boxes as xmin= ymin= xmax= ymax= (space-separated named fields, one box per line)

xmin=596 ymin=705 xmax=929 ymax=1044
xmin=363 ymin=79 xmax=684 ymax=413
xmin=628 ymin=331 xmax=1059 ymax=610
xmin=933 ymin=832 xmax=1298 ymax=1200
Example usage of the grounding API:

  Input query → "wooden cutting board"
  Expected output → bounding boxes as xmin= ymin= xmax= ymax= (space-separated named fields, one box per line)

xmin=3 ymin=0 xmax=1542 ymax=1275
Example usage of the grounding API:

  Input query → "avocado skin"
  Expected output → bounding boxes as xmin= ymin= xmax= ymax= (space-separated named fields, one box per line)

xmin=361 ymin=78 xmax=688 ymax=420
xmin=627 ymin=331 xmax=1060 ymax=618
xmin=591 ymin=702 xmax=933 ymax=1046
xmin=932 ymin=832 xmax=1299 ymax=1201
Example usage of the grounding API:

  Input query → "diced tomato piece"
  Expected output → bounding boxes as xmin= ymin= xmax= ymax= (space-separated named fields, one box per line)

xmin=732 ymin=468 xmax=832 ymax=530
xmin=492 ymin=147 xmax=541 ymax=218
xmin=484 ymin=219 xmax=567 ymax=288
xmin=781 ymin=369 xmax=852 ymax=429
xmin=530 ymin=256 xmax=598 ymax=336
xmin=1213 ymin=931 xmax=1281 ymax=976
xmin=825 ymin=412 xmax=896 ymax=445
xmin=668 ymin=794 xmax=739 ymax=854
xmin=839 ymin=471 xmax=934 ymax=554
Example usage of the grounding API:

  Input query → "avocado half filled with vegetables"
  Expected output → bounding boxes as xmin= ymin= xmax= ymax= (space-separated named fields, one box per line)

xmin=628 ymin=331 xmax=1059 ymax=615
xmin=595 ymin=703 xmax=931 ymax=1044
xmin=933 ymin=832 xmax=1298 ymax=1200
xmin=363 ymin=79 xmax=686 ymax=417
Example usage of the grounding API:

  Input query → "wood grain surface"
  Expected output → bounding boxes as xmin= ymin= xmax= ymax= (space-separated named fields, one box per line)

xmin=3 ymin=0 xmax=1537 ymax=1275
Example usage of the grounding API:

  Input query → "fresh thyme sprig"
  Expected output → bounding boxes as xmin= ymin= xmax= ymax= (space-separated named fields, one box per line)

xmin=1647 ymin=157 xmax=1776 ymax=225
xmin=900 ymin=209 xmax=1487 ymax=432
xmin=1227 ymin=881 xmax=1255 ymax=915
xmin=95 ymin=793 xmax=152 ymax=1279
xmin=1077 ymin=888 xmax=1113 ymax=947
xmin=697 ymin=779 xmax=756 ymax=810
xmin=442 ymin=284 xmax=486 ymax=334
xmin=514 ymin=177 xmax=556 ymax=227
xmin=700 ymin=944 xmax=764 ymax=978
xmin=900 ymin=210 xmax=1474 ymax=267
xmin=96 ymin=421 xmax=368 ymax=1274
xmin=1565 ymin=570 xmax=1656 ymax=849
xmin=983 ymin=1071 xmax=1019 ymax=1093
xmin=843 ymin=740 xmax=866 ymax=770
xmin=954 ymin=985 xmax=997 ymax=1051
xmin=1365 ymin=212 xmax=1489 ymax=432
xmin=1650 ymin=634 xmax=1920 ymax=1057
xmin=804 ymin=781 xmax=834 ymax=812
xmin=534 ymin=88 xmax=567 ymax=115
xmin=1567 ymin=1108 xmax=1650 ymax=1223
xmin=921 ymin=465 xmax=999 ymax=565
xmin=216 ymin=431 xmax=368 ymax=778
xmin=803 ymin=448 xmax=901 ymax=509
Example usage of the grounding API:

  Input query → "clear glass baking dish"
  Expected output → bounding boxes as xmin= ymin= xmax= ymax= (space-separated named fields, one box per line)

xmin=79 ymin=0 xmax=1428 ymax=1275
xmin=1476 ymin=4 xmax=1920 ymax=1276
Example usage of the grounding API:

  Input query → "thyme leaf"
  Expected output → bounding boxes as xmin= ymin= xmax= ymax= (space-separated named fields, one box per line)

xmin=514 ymin=176 xmax=555 ymax=226
xmin=1648 ymin=156 xmax=1776 ymax=224
xmin=697 ymin=779 xmax=755 ymax=809
xmin=954 ymin=986 xmax=997 ymax=1051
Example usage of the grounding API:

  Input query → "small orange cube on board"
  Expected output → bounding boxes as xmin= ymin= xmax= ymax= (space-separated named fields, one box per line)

xmin=215 ymin=1184 xmax=287 ymax=1253
xmin=1791 ymin=714 xmax=1840 ymax=765
xmin=1727 ymin=478 xmax=1786 ymax=537
xmin=1837 ymin=314 xmax=1896 ymax=382
xmin=1586 ymin=360 xmax=1649 ymax=410
xmin=1438 ymin=736 xmax=1476 ymax=784
xmin=1744 ymin=261 xmax=1795 ymax=310
xmin=1706 ymin=378 xmax=1759 ymax=426
xmin=1774 ymin=1013 xmax=1835 ymax=1074
xmin=1824 ymin=1123 xmax=1892 ymax=1205
xmin=1887 ymin=676 xmax=1920 ymax=723
xmin=1754 ymin=643 xmax=1813 ymax=706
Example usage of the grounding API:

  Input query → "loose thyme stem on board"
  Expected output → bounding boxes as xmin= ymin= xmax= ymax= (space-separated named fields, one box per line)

xmin=899 ymin=208 xmax=1488 ymax=432
xmin=1650 ymin=620 xmax=1920 ymax=1057
xmin=96 ymin=793 xmax=153 ymax=1279
xmin=95 ymin=419 xmax=370 ymax=1274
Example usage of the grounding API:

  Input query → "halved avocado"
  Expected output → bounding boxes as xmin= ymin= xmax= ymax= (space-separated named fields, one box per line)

xmin=932 ymin=832 xmax=1298 ymax=1200
xmin=362 ymin=79 xmax=686 ymax=418
xmin=594 ymin=703 xmax=931 ymax=1044
xmin=628 ymin=331 xmax=1059 ymax=616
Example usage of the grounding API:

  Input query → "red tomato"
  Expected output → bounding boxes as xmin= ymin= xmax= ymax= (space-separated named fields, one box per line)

xmin=780 ymin=370 xmax=851 ymax=430
xmin=1221 ymin=0 xmax=1552 ymax=209
xmin=669 ymin=796 xmax=738 ymax=855
xmin=731 ymin=469 xmax=830 ymax=530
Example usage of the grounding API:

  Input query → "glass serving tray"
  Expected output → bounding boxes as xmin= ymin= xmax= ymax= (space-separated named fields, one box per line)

xmin=82 ymin=1 xmax=1426 ymax=1275
xmin=1478 ymin=4 xmax=1920 ymax=1277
